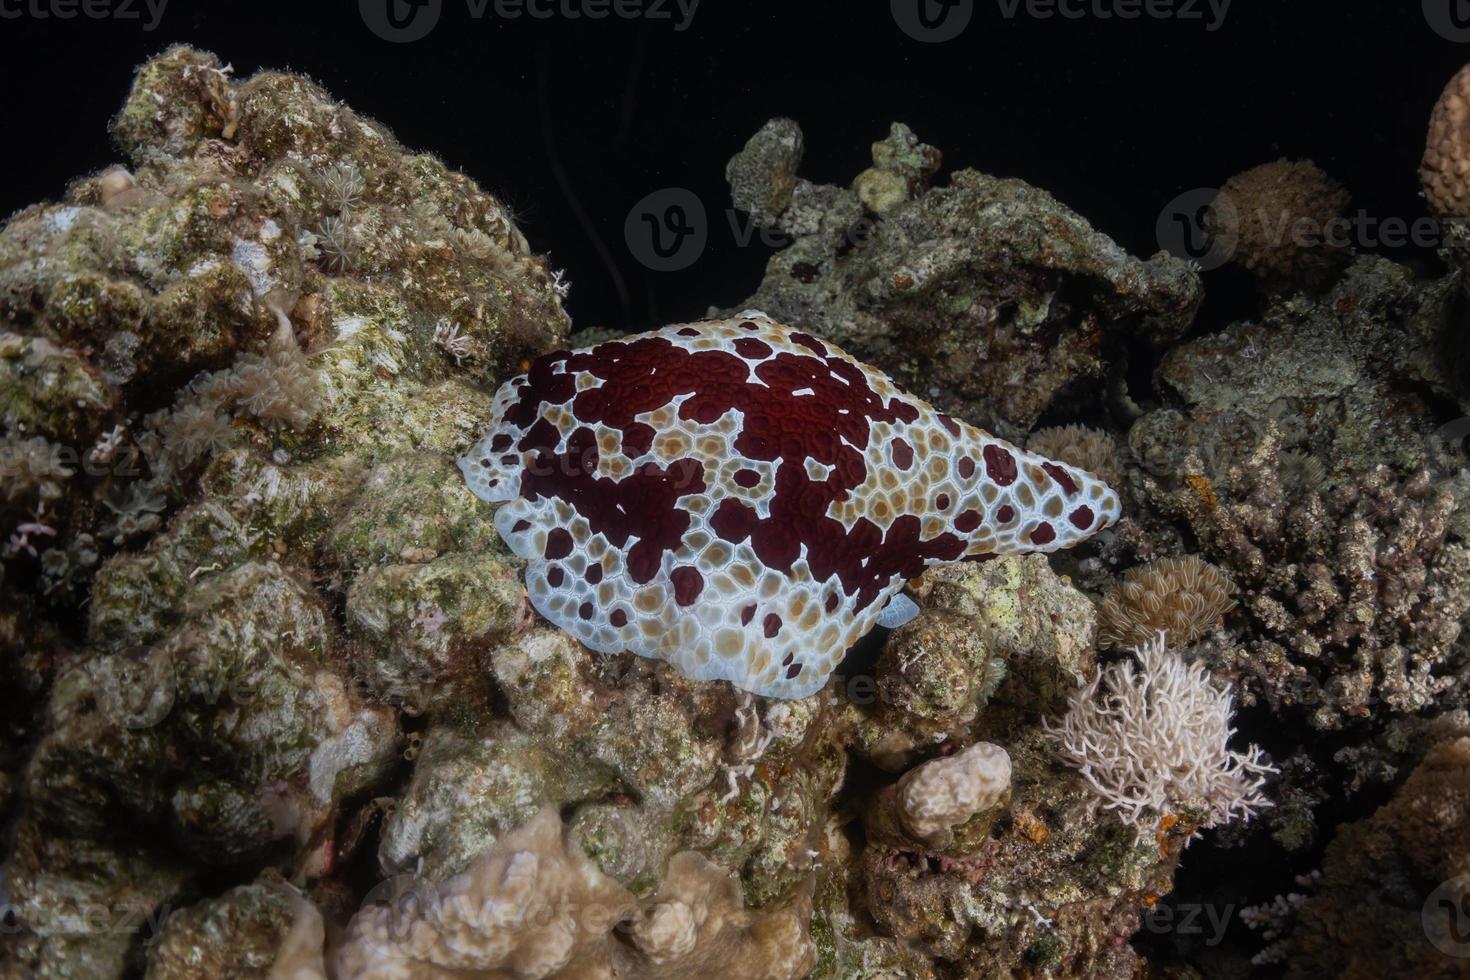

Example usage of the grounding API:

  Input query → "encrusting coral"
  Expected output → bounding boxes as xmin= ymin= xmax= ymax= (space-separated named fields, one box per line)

xmin=1098 ymin=554 xmax=1236 ymax=650
xmin=334 ymin=806 xmax=815 ymax=979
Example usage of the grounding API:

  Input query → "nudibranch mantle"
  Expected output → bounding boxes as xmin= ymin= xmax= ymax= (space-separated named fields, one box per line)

xmin=459 ymin=311 xmax=1120 ymax=698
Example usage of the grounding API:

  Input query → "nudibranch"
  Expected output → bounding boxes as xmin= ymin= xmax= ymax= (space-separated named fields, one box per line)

xmin=459 ymin=311 xmax=1120 ymax=698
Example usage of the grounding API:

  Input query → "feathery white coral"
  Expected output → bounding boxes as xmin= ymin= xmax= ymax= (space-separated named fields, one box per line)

xmin=1043 ymin=632 xmax=1274 ymax=836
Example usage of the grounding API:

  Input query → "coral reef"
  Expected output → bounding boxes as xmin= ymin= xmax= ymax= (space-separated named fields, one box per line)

xmin=2 ymin=50 xmax=1468 ymax=980
xmin=1279 ymin=732 xmax=1470 ymax=978
xmin=722 ymin=119 xmax=1201 ymax=438
xmin=0 ymin=45 xmax=567 ymax=978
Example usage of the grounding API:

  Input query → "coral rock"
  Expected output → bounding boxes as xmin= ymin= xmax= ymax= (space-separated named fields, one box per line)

xmin=1423 ymin=64 xmax=1470 ymax=219
xmin=897 ymin=742 xmax=1012 ymax=849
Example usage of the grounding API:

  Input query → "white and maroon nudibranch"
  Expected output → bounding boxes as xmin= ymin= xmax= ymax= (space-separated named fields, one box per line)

xmin=459 ymin=311 xmax=1120 ymax=698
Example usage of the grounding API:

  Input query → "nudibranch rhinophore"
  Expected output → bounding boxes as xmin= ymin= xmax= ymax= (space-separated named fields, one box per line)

xmin=459 ymin=311 xmax=1120 ymax=698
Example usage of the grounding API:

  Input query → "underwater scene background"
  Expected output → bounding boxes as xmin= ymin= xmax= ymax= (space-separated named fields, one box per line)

xmin=1 ymin=2 xmax=1470 ymax=978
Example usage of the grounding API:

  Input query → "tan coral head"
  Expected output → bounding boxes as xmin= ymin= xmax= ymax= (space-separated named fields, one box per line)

xmin=460 ymin=311 xmax=1120 ymax=698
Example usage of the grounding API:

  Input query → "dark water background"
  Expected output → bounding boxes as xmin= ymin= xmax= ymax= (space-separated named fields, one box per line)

xmin=1 ymin=0 xmax=1461 ymax=333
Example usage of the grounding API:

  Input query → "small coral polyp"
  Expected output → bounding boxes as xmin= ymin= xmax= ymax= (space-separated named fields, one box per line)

xmin=460 ymin=311 xmax=1121 ymax=697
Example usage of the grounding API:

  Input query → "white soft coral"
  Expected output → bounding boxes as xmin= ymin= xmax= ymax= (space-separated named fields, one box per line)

xmin=1043 ymin=631 xmax=1275 ymax=837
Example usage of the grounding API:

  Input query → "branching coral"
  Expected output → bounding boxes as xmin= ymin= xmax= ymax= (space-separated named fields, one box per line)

xmin=1281 ymin=733 xmax=1470 ymax=978
xmin=1044 ymin=633 xmax=1274 ymax=836
xmin=1098 ymin=555 xmax=1235 ymax=650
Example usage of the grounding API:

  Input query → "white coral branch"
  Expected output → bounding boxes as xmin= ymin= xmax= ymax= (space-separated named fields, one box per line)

xmin=1043 ymin=632 xmax=1275 ymax=838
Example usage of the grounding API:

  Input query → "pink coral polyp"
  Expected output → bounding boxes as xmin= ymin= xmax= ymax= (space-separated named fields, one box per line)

xmin=460 ymin=312 xmax=1120 ymax=698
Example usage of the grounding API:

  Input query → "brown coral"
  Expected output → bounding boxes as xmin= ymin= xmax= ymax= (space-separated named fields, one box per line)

xmin=1027 ymin=424 xmax=1122 ymax=486
xmin=1423 ymin=64 xmax=1470 ymax=220
xmin=1099 ymin=555 xmax=1236 ymax=650
xmin=1207 ymin=159 xmax=1351 ymax=285
xmin=1281 ymin=733 xmax=1470 ymax=979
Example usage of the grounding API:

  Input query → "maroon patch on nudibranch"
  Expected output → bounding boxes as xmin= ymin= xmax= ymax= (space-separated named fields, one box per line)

xmin=1070 ymin=506 xmax=1096 ymax=530
xmin=505 ymin=330 xmax=970 ymax=612
xmin=610 ymin=609 xmax=628 ymax=627
xmin=935 ymin=493 xmax=950 ymax=510
xmin=547 ymin=566 xmax=564 ymax=587
xmin=958 ymin=456 xmax=976 ymax=479
xmin=621 ymin=423 xmax=655 ymax=457
xmin=512 ymin=520 xmax=530 ymax=533
xmin=491 ymin=434 xmax=513 ymax=452
xmin=678 ymin=327 xmax=700 ymax=337
xmin=734 ymin=468 xmax=761 ymax=488
xmin=579 ymin=602 xmax=594 ymax=619
xmin=955 ymin=510 xmax=982 ymax=533
xmin=983 ymin=445 xmax=1018 ymax=486
xmin=741 ymin=603 xmax=757 ymax=626
xmin=891 ymin=439 xmax=914 ymax=470
xmin=585 ymin=564 xmax=603 ymax=584
xmin=790 ymin=332 xmax=826 ymax=355
xmin=996 ymin=505 xmax=1016 ymax=523
xmin=1041 ymin=462 xmax=1079 ymax=495
xmin=734 ymin=338 xmax=773 ymax=359
xmin=712 ymin=498 xmax=758 ymax=542
xmin=671 ymin=566 xmax=704 ymax=606
xmin=786 ymin=663 xmax=802 ymax=679
xmin=545 ymin=529 xmax=574 ymax=560
xmin=824 ymin=592 xmax=838 ymax=612
xmin=1030 ymin=523 xmax=1056 ymax=545
xmin=939 ymin=415 xmax=961 ymax=437
xmin=764 ymin=613 xmax=782 ymax=638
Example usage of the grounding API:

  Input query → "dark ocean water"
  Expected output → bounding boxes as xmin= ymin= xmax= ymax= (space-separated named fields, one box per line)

xmin=1 ymin=0 xmax=1459 ymax=333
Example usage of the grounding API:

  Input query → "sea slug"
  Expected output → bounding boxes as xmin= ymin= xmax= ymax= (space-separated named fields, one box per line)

xmin=460 ymin=311 xmax=1120 ymax=697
